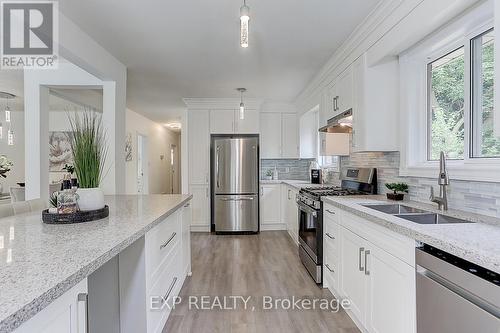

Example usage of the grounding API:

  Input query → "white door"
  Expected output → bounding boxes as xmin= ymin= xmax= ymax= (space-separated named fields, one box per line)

xmin=188 ymin=110 xmax=210 ymax=184
xmin=336 ymin=66 xmax=353 ymax=114
xmin=260 ymin=184 xmax=281 ymax=225
xmin=340 ymin=226 xmax=367 ymax=324
xmin=189 ymin=185 xmax=210 ymax=231
xmin=137 ymin=134 xmax=148 ymax=194
xmin=210 ymin=109 xmax=234 ymax=134
xmin=235 ymin=109 xmax=259 ymax=133
xmin=260 ymin=113 xmax=282 ymax=158
xmin=365 ymin=243 xmax=416 ymax=333
xmin=281 ymin=113 xmax=299 ymax=158
xmin=170 ymin=144 xmax=179 ymax=194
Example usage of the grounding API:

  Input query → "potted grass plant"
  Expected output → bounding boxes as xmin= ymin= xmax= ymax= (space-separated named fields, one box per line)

xmin=68 ymin=111 xmax=108 ymax=211
xmin=385 ymin=182 xmax=409 ymax=201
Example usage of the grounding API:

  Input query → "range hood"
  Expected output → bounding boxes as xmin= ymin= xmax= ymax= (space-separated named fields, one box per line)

xmin=318 ymin=109 xmax=353 ymax=133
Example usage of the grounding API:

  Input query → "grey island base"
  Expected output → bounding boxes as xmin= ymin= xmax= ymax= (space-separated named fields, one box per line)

xmin=0 ymin=194 xmax=192 ymax=333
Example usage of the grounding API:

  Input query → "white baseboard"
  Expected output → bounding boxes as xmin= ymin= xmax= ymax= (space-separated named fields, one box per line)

xmin=190 ymin=225 xmax=210 ymax=232
xmin=260 ymin=223 xmax=287 ymax=231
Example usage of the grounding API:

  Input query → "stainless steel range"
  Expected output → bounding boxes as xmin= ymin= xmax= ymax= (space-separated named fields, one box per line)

xmin=296 ymin=167 xmax=377 ymax=284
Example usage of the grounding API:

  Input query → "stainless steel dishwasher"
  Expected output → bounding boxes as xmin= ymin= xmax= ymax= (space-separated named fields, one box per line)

xmin=416 ymin=244 xmax=500 ymax=333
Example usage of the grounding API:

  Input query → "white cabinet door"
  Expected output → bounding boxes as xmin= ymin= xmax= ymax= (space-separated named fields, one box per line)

xmin=188 ymin=110 xmax=210 ymax=184
xmin=336 ymin=66 xmax=353 ymax=114
xmin=181 ymin=201 xmax=192 ymax=276
xmin=325 ymin=82 xmax=337 ymax=122
xmin=189 ymin=185 xmax=210 ymax=232
xmin=288 ymin=187 xmax=298 ymax=243
xmin=210 ymin=109 xmax=234 ymax=134
xmin=235 ymin=109 xmax=259 ymax=133
xmin=365 ymin=243 xmax=415 ymax=333
xmin=260 ymin=184 xmax=281 ymax=226
xmin=281 ymin=113 xmax=299 ymax=158
xmin=299 ymin=110 xmax=318 ymax=159
xmin=260 ymin=113 xmax=282 ymax=158
xmin=15 ymin=279 xmax=88 ymax=333
xmin=340 ymin=226 xmax=367 ymax=324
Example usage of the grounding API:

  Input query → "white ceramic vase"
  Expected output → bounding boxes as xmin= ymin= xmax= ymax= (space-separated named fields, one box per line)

xmin=77 ymin=187 xmax=105 ymax=211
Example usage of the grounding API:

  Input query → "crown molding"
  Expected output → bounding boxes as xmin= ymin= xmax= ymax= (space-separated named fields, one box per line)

xmin=183 ymin=98 xmax=264 ymax=110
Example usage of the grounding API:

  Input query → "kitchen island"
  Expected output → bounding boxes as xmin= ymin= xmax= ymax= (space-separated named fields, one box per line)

xmin=0 ymin=194 xmax=192 ymax=333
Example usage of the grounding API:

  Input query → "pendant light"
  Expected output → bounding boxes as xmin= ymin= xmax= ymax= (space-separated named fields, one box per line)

xmin=240 ymin=0 xmax=250 ymax=48
xmin=237 ymin=88 xmax=246 ymax=120
xmin=0 ymin=122 xmax=2 ymax=139
xmin=0 ymin=92 xmax=16 ymax=145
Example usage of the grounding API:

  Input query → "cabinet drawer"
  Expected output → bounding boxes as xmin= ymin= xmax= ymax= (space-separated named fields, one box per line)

xmin=324 ymin=241 xmax=339 ymax=291
xmin=323 ymin=204 xmax=339 ymax=223
xmin=147 ymin=246 xmax=182 ymax=333
xmin=145 ymin=212 xmax=181 ymax=283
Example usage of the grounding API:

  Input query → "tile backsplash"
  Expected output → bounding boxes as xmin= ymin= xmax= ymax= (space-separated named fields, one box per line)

xmin=261 ymin=159 xmax=314 ymax=181
xmin=340 ymin=152 xmax=500 ymax=218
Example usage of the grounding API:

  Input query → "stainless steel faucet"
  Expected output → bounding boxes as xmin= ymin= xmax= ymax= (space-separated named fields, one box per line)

xmin=430 ymin=151 xmax=449 ymax=211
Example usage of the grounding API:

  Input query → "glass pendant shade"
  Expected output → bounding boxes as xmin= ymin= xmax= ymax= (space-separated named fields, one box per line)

xmin=5 ymin=107 xmax=10 ymax=123
xmin=0 ymin=123 xmax=2 ymax=139
xmin=240 ymin=103 xmax=245 ymax=120
xmin=240 ymin=3 xmax=249 ymax=48
xmin=7 ymin=129 xmax=13 ymax=146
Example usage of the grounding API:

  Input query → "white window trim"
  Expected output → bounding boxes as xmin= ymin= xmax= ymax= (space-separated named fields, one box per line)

xmin=399 ymin=0 xmax=500 ymax=182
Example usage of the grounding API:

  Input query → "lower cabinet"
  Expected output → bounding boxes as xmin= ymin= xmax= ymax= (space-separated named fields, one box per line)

xmin=283 ymin=185 xmax=299 ymax=244
xmin=189 ymin=184 xmax=210 ymax=232
xmin=260 ymin=184 xmax=282 ymax=230
xmin=14 ymin=279 xmax=88 ymax=333
xmin=324 ymin=204 xmax=416 ymax=333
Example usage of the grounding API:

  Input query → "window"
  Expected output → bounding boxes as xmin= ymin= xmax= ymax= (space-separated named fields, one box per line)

xmin=426 ymin=28 xmax=498 ymax=161
xmin=471 ymin=29 xmax=498 ymax=158
xmin=427 ymin=47 xmax=465 ymax=160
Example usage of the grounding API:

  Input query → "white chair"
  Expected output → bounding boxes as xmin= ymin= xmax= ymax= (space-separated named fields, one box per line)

xmin=0 ymin=204 xmax=14 ymax=218
xmin=12 ymin=201 xmax=30 ymax=215
xmin=28 ymin=199 xmax=47 ymax=212
xmin=10 ymin=187 xmax=25 ymax=203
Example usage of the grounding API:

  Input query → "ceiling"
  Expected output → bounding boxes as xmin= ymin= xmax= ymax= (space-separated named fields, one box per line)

xmin=59 ymin=0 xmax=380 ymax=123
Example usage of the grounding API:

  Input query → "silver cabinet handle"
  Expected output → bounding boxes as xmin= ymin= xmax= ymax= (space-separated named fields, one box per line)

xmin=288 ymin=189 xmax=291 ymax=200
xmin=364 ymin=250 xmax=370 ymax=275
xmin=184 ymin=203 xmax=190 ymax=208
xmin=325 ymin=209 xmax=335 ymax=215
xmin=325 ymin=232 xmax=335 ymax=240
xmin=77 ymin=293 xmax=89 ymax=333
xmin=358 ymin=247 xmax=365 ymax=272
xmin=325 ymin=263 xmax=334 ymax=273
xmin=160 ymin=232 xmax=177 ymax=250
xmin=162 ymin=277 xmax=178 ymax=304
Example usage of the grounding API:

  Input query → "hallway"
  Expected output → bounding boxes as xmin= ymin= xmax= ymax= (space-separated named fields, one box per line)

xmin=163 ymin=232 xmax=360 ymax=333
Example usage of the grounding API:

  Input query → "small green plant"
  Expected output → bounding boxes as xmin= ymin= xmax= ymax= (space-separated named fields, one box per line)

xmin=265 ymin=169 xmax=273 ymax=177
xmin=62 ymin=164 xmax=75 ymax=175
xmin=385 ymin=182 xmax=409 ymax=194
xmin=49 ymin=191 xmax=58 ymax=208
xmin=67 ymin=110 xmax=108 ymax=188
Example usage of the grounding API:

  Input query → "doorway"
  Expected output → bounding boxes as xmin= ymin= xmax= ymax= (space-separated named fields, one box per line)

xmin=137 ymin=133 xmax=148 ymax=194
xmin=170 ymin=144 xmax=179 ymax=194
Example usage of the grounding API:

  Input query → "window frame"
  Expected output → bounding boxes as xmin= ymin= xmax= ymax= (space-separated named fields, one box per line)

xmin=399 ymin=0 xmax=500 ymax=182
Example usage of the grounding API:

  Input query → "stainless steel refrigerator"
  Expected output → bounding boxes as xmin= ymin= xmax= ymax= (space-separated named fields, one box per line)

xmin=211 ymin=135 xmax=259 ymax=233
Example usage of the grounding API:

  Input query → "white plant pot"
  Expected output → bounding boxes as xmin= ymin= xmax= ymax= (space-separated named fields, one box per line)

xmin=77 ymin=187 xmax=105 ymax=211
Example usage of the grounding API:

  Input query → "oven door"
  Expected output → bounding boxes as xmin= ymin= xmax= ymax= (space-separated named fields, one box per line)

xmin=297 ymin=200 xmax=321 ymax=263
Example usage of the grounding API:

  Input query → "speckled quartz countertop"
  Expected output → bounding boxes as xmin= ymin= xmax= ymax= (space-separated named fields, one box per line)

xmin=322 ymin=195 xmax=500 ymax=274
xmin=260 ymin=180 xmax=340 ymax=189
xmin=0 ymin=194 xmax=192 ymax=333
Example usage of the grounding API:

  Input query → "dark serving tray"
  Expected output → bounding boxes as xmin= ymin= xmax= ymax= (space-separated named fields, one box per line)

xmin=42 ymin=205 xmax=109 ymax=224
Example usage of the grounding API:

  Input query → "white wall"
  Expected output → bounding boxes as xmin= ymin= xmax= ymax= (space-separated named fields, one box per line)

xmin=125 ymin=109 xmax=180 ymax=195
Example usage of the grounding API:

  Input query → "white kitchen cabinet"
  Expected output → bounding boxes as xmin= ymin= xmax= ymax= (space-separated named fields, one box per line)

xmin=282 ymin=184 xmax=299 ymax=243
xmin=335 ymin=66 xmax=354 ymax=114
xmin=365 ymin=242 xmax=415 ymax=333
xmin=189 ymin=184 xmax=210 ymax=232
xmin=210 ymin=109 xmax=260 ymax=134
xmin=260 ymin=113 xmax=282 ymax=158
xmin=188 ymin=110 xmax=210 ymax=184
xmin=299 ymin=109 xmax=318 ymax=158
xmin=14 ymin=279 xmax=88 ymax=333
xmin=351 ymin=53 xmax=399 ymax=152
xmin=181 ymin=201 xmax=192 ymax=276
xmin=235 ymin=109 xmax=259 ymax=133
xmin=210 ymin=109 xmax=235 ymax=134
xmin=319 ymin=82 xmax=337 ymax=127
xmin=281 ymin=113 xmax=299 ymax=158
xmin=495 ymin=0 xmax=500 ymax=137
xmin=260 ymin=184 xmax=281 ymax=230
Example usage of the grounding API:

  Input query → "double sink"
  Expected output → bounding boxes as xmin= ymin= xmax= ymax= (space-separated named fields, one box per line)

xmin=362 ymin=204 xmax=474 ymax=225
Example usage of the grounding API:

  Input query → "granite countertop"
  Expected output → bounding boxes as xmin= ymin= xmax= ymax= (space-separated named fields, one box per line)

xmin=323 ymin=195 xmax=500 ymax=274
xmin=0 ymin=194 xmax=192 ymax=333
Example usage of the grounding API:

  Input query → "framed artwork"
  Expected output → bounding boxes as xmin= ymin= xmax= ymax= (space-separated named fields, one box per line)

xmin=49 ymin=131 xmax=74 ymax=172
xmin=125 ymin=132 xmax=133 ymax=162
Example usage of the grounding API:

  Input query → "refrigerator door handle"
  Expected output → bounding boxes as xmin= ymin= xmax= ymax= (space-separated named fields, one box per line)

xmin=216 ymin=146 xmax=221 ymax=189
xmin=221 ymin=197 xmax=255 ymax=201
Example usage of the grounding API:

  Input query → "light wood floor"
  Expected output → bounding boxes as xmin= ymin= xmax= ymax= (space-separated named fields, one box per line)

xmin=163 ymin=231 xmax=360 ymax=333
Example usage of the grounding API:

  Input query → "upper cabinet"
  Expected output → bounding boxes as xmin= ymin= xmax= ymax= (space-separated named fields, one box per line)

xmin=260 ymin=112 xmax=299 ymax=159
xmin=210 ymin=109 xmax=259 ymax=134
xmin=351 ymin=53 xmax=399 ymax=152
xmin=299 ymin=110 xmax=318 ymax=159
xmin=319 ymin=66 xmax=354 ymax=127
xmin=188 ymin=110 xmax=210 ymax=185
